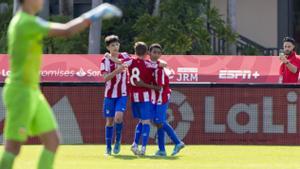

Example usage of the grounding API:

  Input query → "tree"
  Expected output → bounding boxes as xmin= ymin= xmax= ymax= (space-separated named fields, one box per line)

xmin=88 ymin=0 xmax=102 ymax=54
xmin=0 ymin=0 xmax=12 ymax=53
xmin=134 ymin=0 xmax=236 ymax=54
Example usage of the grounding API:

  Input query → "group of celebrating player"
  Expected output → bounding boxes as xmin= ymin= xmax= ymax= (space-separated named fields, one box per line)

xmin=101 ymin=35 xmax=185 ymax=156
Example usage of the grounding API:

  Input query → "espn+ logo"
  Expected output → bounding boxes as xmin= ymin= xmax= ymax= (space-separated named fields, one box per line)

xmin=219 ymin=70 xmax=260 ymax=79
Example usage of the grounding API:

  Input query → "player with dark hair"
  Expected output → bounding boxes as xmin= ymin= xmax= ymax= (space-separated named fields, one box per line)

xmin=101 ymin=35 xmax=130 ymax=155
xmin=148 ymin=43 xmax=185 ymax=156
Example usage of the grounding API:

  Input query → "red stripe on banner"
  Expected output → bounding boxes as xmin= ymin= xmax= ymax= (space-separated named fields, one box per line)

xmin=0 ymin=54 xmax=282 ymax=83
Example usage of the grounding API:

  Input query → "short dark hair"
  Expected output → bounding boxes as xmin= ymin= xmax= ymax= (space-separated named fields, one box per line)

xmin=283 ymin=37 xmax=295 ymax=45
xmin=134 ymin=42 xmax=148 ymax=56
xmin=149 ymin=43 xmax=162 ymax=52
xmin=18 ymin=0 xmax=24 ymax=4
xmin=105 ymin=35 xmax=119 ymax=46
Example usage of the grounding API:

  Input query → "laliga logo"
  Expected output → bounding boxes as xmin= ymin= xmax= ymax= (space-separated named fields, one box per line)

xmin=150 ymin=90 xmax=194 ymax=143
xmin=76 ymin=68 xmax=87 ymax=77
xmin=205 ymin=91 xmax=298 ymax=134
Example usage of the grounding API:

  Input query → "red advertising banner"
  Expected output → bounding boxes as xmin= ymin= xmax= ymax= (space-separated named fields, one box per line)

xmin=0 ymin=85 xmax=298 ymax=145
xmin=0 ymin=54 xmax=281 ymax=83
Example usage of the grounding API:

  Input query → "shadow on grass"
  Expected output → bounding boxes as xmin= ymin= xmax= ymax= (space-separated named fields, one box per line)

xmin=112 ymin=154 xmax=180 ymax=160
xmin=112 ymin=154 xmax=139 ymax=160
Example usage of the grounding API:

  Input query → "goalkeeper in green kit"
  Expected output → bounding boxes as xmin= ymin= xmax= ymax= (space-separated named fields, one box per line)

xmin=0 ymin=0 xmax=122 ymax=168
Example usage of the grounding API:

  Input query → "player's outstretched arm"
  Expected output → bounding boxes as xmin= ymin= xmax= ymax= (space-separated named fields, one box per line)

xmin=48 ymin=3 xmax=122 ymax=38
xmin=48 ymin=17 xmax=90 ymax=38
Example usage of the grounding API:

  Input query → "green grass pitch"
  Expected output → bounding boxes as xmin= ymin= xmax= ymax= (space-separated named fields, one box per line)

xmin=2 ymin=145 xmax=300 ymax=169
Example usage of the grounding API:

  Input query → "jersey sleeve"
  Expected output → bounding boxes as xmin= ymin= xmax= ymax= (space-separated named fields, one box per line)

xmin=100 ymin=58 xmax=109 ymax=75
xmin=120 ymin=52 xmax=131 ymax=59
xmin=28 ymin=16 xmax=51 ymax=37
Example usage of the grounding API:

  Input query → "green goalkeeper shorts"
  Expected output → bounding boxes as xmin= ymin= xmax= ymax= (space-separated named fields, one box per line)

xmin=2 ymin=83 xmax=58 ymax=142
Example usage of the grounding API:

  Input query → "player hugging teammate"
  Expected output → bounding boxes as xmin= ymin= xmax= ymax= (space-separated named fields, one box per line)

xmin=104 ymin=39 xmax=185 ymax=156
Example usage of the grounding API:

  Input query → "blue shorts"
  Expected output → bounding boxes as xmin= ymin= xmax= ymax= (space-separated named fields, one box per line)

xmin=131 ymin=102 xmax=153 ymax=120
xmin=103 ymin=96 xmax=128 ymax=118
xmin=153 ymin=102 xmax=169 ymax=124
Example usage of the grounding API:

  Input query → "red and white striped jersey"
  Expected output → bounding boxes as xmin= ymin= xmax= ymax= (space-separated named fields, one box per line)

xmin=124 ymin=57 xmax=157 ymax=102
xmin=100 ymin=52 xmax=130 ymax=98
xmin=152 ymin=67 xmax=172 ymax=105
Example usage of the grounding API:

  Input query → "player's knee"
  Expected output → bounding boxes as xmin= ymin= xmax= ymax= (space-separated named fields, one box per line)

xmin=114 ymin=112 xmax=123 ymax=123
xmin=40 ymin=130 xmax=60 ymax=152
xmin=106 ymin=118 xmax=114 ymax=126
xmin=5 ymin=140 xmax=22 ymax=155
xmin=156 ymin=123 xmax=163 ymax=129
xmin=48 ymin=136 xmax=60 ymax=151
xmin=114 ymin=118 xmax=123 ymax=124
xmin=49 ymin=137 xmax=59 ymax=152
xmin=142 ymin=120 xmax=151 ymax=124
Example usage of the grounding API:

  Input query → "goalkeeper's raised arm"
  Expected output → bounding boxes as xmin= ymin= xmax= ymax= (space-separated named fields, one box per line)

xmin=48 ymin=3 xmax=122 ymax=37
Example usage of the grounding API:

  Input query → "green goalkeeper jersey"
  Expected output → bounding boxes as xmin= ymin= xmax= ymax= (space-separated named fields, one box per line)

xmin=7 ymin=11 xmax=50 ymax=88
